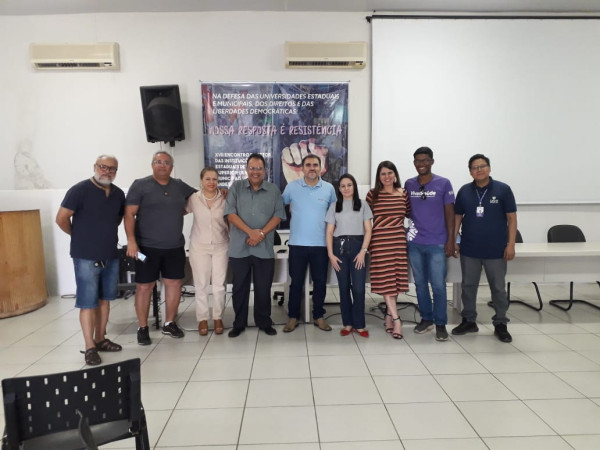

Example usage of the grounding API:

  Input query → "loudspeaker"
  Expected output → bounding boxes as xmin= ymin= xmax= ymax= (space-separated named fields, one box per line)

xmin=140 ymin=85 xmax=185 ymax=146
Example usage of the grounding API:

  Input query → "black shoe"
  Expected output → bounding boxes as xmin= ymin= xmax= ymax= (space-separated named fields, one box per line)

xmin=414 ymin=320 xmax=434 ymax=334
xmin=137 ymin=326 xmax=151 ymax=345
xmin=494 ymin=323 xmax=513 ymax=343
xmin=228 ymin=327 xmax=245 ymax=338
xmin=162 ymin=321 xmax=185 ymax=338
xmin=435 ymin=325 xmax=449 ymax=341
xmin=451 ymin=319 xmax=479 ymax=335
xmin=262 ymin=325 xmax=277 ymax=336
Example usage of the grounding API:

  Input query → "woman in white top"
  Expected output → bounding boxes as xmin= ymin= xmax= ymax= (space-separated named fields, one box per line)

xmin=326 ymin=174 xmax=373 ymax=337
xmin=186 ymin=167 xmax=229 ymax=335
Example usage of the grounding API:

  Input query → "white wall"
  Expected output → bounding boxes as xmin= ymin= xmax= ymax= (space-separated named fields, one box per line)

xmin=0 ymin=11 xmax=371 ymax=295
xmin=372 ymin=18 xmax=600 ymax=204
xmin=1 ymin=11 xmax=598 ymax=296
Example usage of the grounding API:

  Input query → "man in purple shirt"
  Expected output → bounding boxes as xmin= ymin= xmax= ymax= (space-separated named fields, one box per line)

xmin=405 ymin=147 xmax=455 ymax=341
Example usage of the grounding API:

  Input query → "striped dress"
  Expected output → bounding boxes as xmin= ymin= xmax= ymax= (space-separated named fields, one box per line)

xmin=366 ymin=189 xmax=411 ymax=295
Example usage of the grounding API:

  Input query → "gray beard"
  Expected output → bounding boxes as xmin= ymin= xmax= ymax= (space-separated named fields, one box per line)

xmin=93 ymin=174 xmax=111 ymax=186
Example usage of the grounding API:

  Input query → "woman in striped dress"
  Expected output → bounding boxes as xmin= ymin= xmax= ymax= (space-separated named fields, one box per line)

xmin=366 ymin=161 xmax=411 ymax=339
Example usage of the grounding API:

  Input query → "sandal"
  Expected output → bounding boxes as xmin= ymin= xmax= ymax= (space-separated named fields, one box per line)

xmin=214 ymin=319 xmax=224 ymax=335
xmin=384 ymin=313 xmax=393 ymax=334
xmin=84 ymin=348 xmax=101 ymax=366
xmin=391 ymin=317 xmax=403 ymax=340
xmin=95 ymin=338 xmax=122 ymax=352
xmin=198 ymin=320 xmax=209 ymax=336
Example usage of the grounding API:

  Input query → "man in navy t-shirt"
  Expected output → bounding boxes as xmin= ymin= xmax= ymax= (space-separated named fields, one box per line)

xmin=452 ymin=154 xmax=517 ymax=343
xmin=56 ymin=155 xmax=125 ymax=365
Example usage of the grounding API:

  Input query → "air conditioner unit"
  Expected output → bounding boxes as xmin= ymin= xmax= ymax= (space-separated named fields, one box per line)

xmin=285 ymin=41 xmax=367 ymax=69
xmin=30 ymin=43 xmax=120 ymax=70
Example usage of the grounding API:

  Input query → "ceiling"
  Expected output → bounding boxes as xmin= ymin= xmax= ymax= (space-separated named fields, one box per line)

xmin=1 ymin=0 xmax=600 ymax=16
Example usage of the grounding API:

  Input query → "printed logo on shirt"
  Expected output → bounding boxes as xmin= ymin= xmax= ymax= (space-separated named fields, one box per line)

xmin=410 ymin=190 xmax=437 ymax=199
xmin=489 ymin=196 xmax=499 ymax=204
xmin=406 ymin=218 xmax=418 ymax=242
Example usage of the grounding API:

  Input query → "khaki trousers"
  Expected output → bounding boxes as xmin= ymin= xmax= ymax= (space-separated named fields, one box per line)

xmin=188 ymin=242 xmax=229 ymax=321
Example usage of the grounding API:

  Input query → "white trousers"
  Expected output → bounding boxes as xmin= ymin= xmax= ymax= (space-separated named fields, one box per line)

xmin=188 ymin=242 xmax=229 ymax=321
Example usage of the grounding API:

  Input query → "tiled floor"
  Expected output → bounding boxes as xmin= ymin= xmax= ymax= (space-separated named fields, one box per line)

xmin=2 ymin=282 xmax=600 ymax=449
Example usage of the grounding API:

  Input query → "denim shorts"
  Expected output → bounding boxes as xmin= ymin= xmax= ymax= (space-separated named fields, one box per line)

xmin=73 ymin=258 xmax=119 ymax=309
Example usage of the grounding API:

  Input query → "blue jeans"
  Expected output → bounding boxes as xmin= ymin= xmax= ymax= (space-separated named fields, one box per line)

xmin=288 ymin=245 xmax=328 ymax=320
xmin=333 ymin=236 xmax=366 ymax=329
xmin=408 ymin=243 xmax=448 ymax=325
xmin=73 ymin=258 xmax=119 ymax=309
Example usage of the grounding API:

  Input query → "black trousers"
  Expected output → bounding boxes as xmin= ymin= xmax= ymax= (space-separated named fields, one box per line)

xmin=229 ymin=256 xmax=274 ymax=329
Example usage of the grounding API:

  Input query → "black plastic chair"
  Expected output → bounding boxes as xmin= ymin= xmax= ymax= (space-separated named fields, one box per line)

xmin=2 ymin=358 xmax=149 ymax=450
xmin=487 ymin=229 xmax=543 ymax=311
xmin=546 ymin=225 xmax=600 ymax=311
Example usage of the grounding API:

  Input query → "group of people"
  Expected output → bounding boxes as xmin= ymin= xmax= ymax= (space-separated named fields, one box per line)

xmin=57 ymin=147 xmax=517 ymax=366
xmin=57 ymin=151 xmax=198 ymax=365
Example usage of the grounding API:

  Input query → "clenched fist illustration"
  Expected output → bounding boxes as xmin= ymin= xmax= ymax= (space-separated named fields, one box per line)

xmin=281 ymin=138 xmax=329 ymax=182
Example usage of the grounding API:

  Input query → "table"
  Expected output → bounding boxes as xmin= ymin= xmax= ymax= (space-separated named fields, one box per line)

xmin=435 ymin=242 xmax=600 ymax=312
xmin=296 ymin=242 xmax=600 ymax=321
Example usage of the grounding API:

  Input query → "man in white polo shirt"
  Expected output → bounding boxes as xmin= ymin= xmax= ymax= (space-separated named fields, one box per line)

xmin=282 ymin=154 xmax=336 ymax=332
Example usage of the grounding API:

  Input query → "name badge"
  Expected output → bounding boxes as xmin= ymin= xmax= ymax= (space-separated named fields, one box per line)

xmin=476 ymin=206 xmax=484 ymax=217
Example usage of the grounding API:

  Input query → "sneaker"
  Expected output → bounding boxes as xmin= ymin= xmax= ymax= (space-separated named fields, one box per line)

xmin=451 ymin=319 xmax=479 ymax=335
xmin=435 ymin=325 xmax=449 ymax=341
xmin=414 ymin=320 xmax=434 ymax=334
xmin=494 ymin=323 xmax=513 ymax=343
xmin=137 ymin=326 xmax=151 ymax=346
xmin=162 ymin=321 xmax=185 ymax=338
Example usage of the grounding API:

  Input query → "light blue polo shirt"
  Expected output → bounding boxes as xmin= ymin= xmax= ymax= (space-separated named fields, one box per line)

xmin=282 ymin=177 xmax=336 ymax=247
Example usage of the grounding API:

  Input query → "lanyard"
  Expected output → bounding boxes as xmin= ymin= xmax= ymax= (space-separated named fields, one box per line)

xmin=476 ymin=188 xmax=488 ymax=206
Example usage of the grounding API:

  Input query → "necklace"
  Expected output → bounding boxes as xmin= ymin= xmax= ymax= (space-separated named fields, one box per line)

xmin=202 ymin=190 xmax=218 ymax=201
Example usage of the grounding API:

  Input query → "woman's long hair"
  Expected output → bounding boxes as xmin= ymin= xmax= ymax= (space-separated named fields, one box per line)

xmin=371 ymin=160 xmax=401 ymax=203
xmin=335 ymin=173 xmax=361 ymax=212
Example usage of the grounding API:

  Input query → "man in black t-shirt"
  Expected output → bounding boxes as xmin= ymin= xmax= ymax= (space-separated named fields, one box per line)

xmin=56 ymin=155 xmax=125 ymax=366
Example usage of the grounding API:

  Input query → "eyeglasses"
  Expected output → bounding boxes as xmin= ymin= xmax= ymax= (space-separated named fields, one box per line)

xmin=470 ymin=164 xmax=489 ymax=171
xmin=419 ymin=185 xmax=426 ymax=200
xmin=413 ymin=158 xmax=433 ymax=165
xmin=247 ymin=167 xmax=265 ymax=172
xmin=95 ymin=164 xmax=118 ymax=173
xmin=153 ymin=160 xmax=172 ymax=166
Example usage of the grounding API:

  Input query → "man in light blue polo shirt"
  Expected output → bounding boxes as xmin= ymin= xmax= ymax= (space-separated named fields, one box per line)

xmin=282 ymin=154 xmax=336 ymax=332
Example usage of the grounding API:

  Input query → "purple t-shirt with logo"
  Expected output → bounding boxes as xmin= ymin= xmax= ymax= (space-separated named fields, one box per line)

xmin=405 ymin=174 xmax=455 ymax=245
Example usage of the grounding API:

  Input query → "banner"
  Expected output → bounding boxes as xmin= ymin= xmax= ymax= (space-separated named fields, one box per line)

xmin=201 ymin=82 xmax=348 ymax=191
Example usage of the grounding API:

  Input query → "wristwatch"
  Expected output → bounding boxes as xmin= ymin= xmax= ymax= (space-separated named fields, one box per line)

xmin=362 ymin=248 xmax=369 ymax=254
